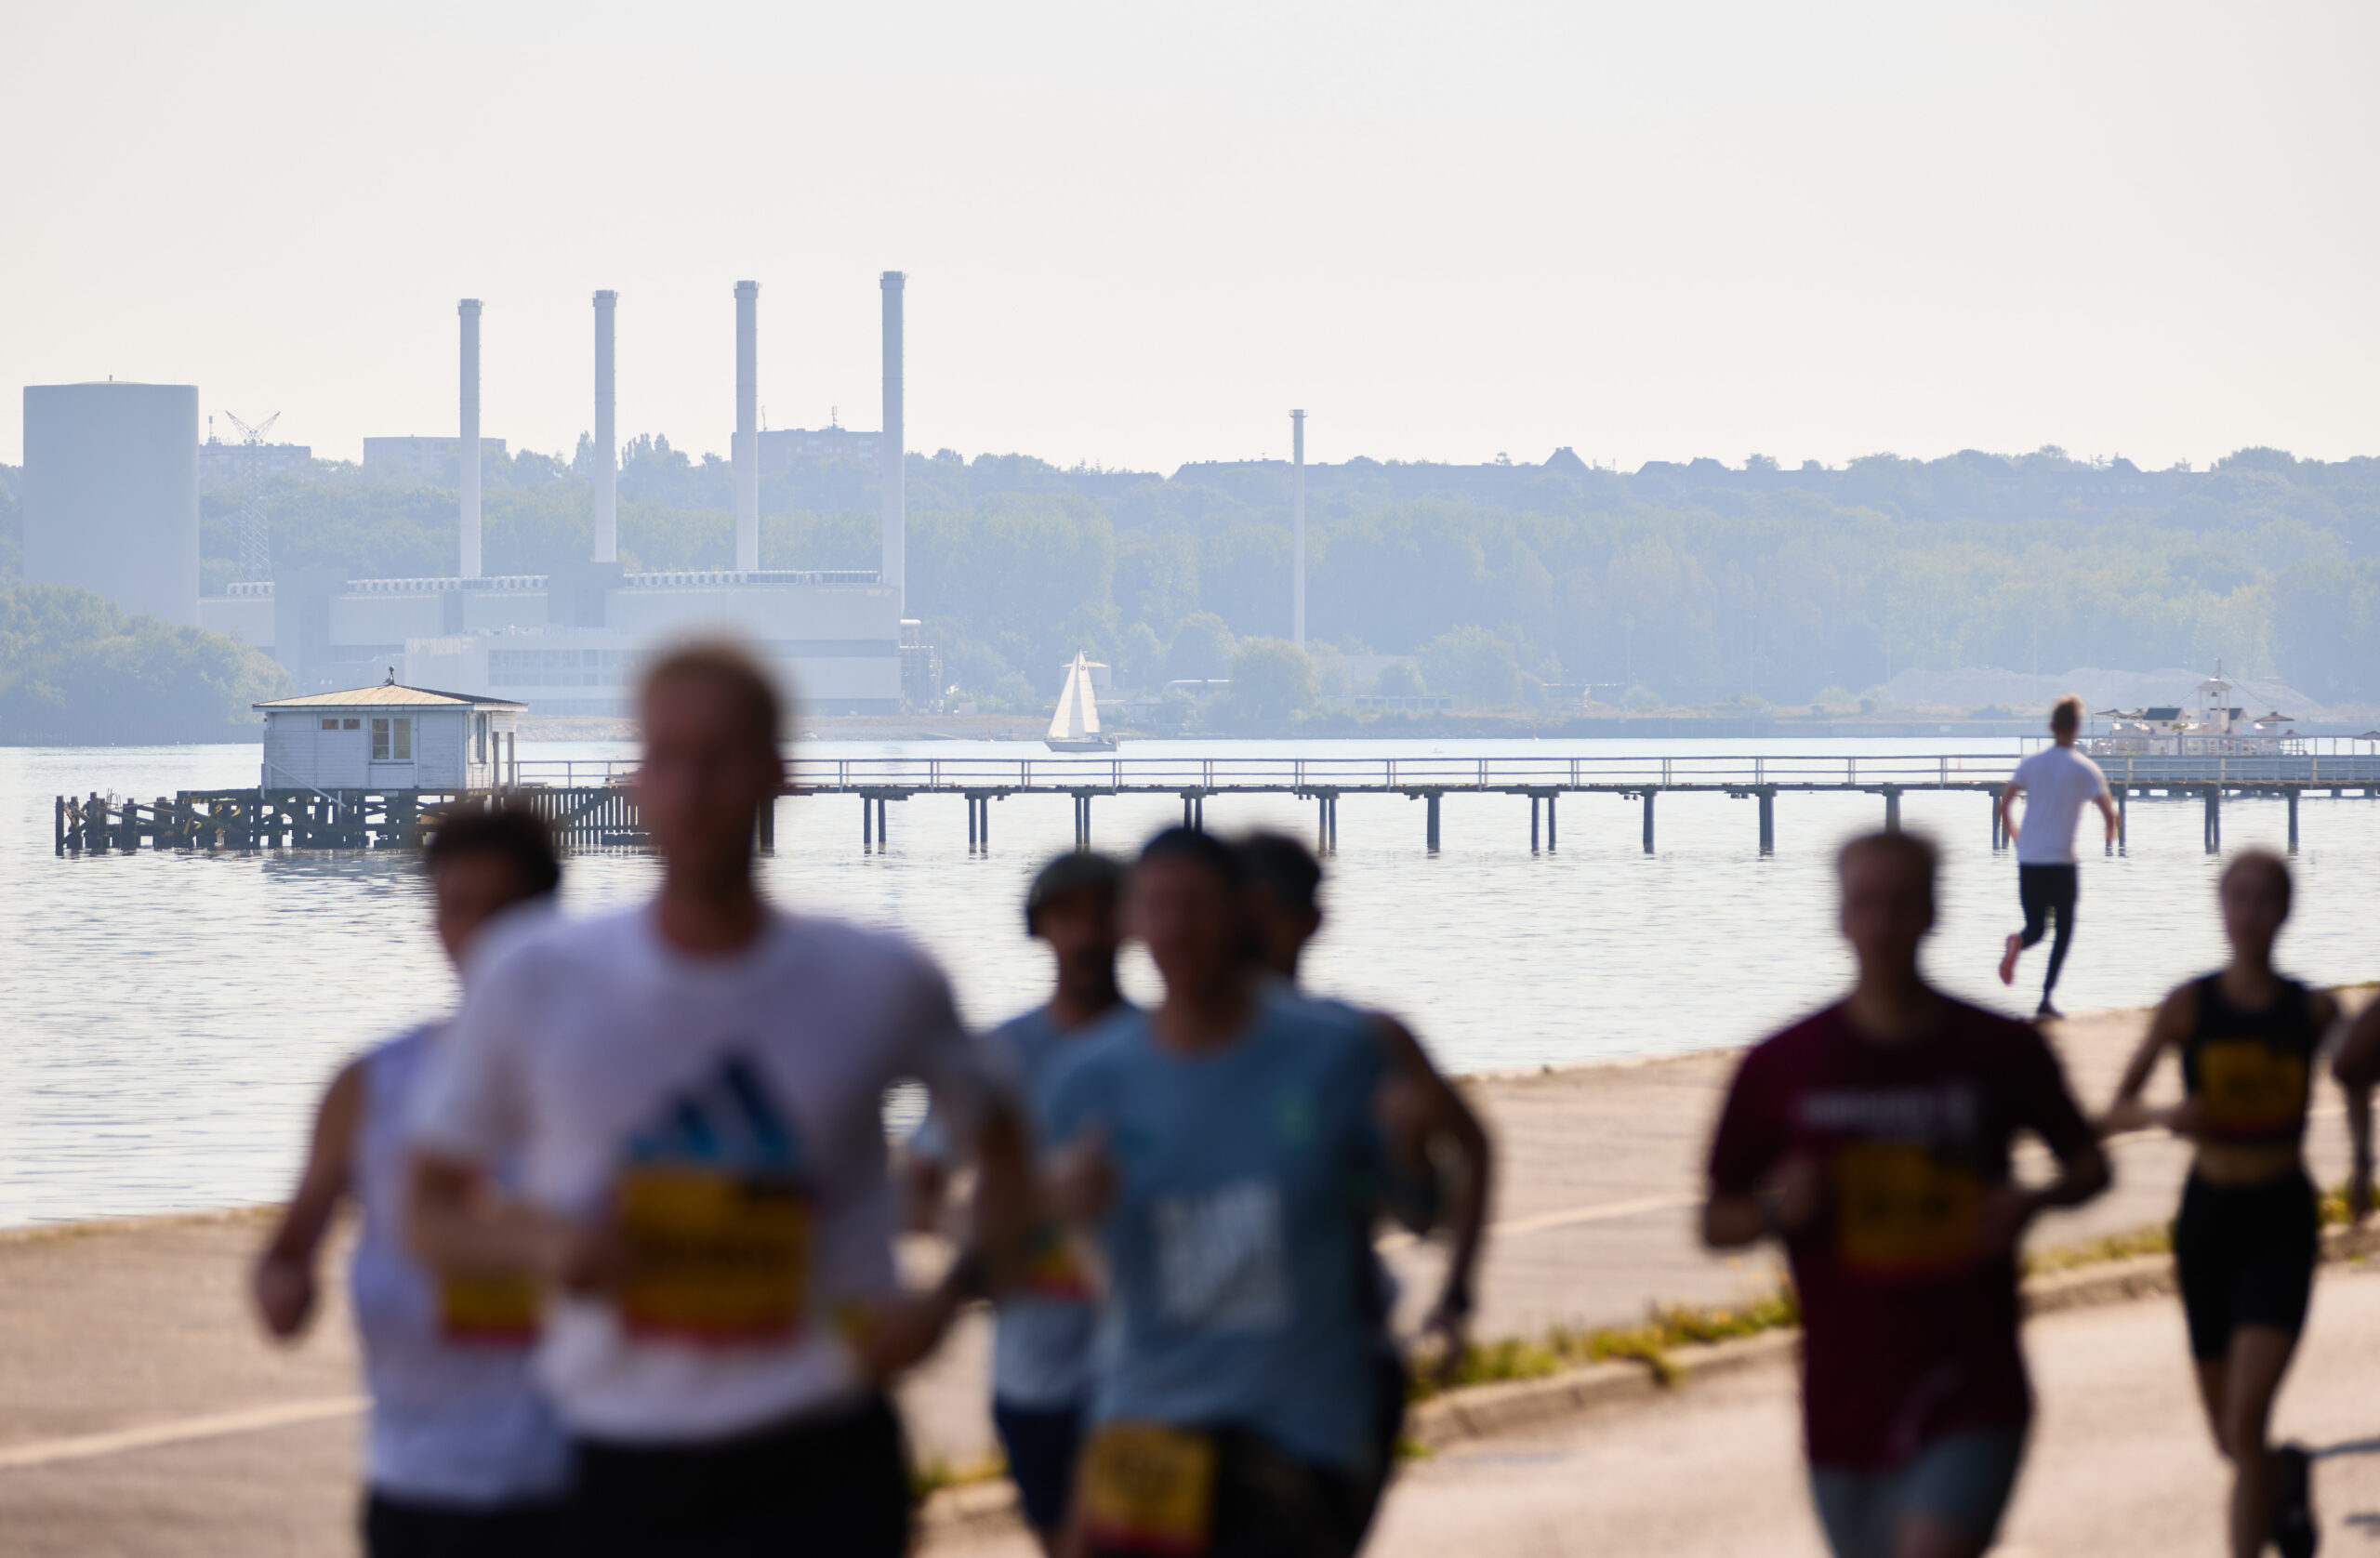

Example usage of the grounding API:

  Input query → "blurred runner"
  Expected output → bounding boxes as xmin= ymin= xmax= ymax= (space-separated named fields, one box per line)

xmin=905 ymin=852 xmax=1131 ymax=1555
xmin=406 ymin=641 xmax=1028 ymax=1558
xmin=2331 ymin=994 xmax=2380 ymax=1221
xmin=1996 ymin=693 xmax=2118 ymax=1019
xmin=251 ymin=803 xmax=570 ymax=1558
xmin=2102 ymin=851 xmax=2351 ymax=1558
xmin=1043 ymin=827 xmax=1404 ymax=1558
xmin=1235 ymin=830 xmax=1491 ymax=1537
xmin=1703 ymin=831 xmax=2109 ymax=1558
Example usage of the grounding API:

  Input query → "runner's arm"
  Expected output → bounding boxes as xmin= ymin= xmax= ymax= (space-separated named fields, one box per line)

xmin=404 ymin=1151 xmax=600 ymax=1289
xmin=2333 ymin=996 xmax=2380 ymax=1091
xmin=1369 ymin=1013 xmax=1492 ymax=1360
xmin=2318 ymin=992 xmax=2373 ymax=1220
xmin=251 ymin=1059 xmax=365 ymax=1340
xmin=2094 ymin=789 xmax=2121 ymax=847
xmin=1997 ymin=780 xmax=2024 ymax=846
xmin=2099 ymin=985 xmax=2193 ymax=1136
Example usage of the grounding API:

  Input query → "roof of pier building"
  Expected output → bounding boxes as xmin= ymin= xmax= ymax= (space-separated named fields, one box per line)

xmin=254 ymin=680 xmax=526 ymax=712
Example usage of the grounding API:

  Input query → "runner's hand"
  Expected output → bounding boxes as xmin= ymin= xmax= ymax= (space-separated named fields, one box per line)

xmin=1418 ymin=1301 xmax=1472 ymax=1386
xmin=1046 ymin=1128 xmax=1117 ymax=1225
xmin=1772 ymin=1154 xmax=1824 ymax=1237
xmin=251 ymin=1254 xmax=315 ymax=1339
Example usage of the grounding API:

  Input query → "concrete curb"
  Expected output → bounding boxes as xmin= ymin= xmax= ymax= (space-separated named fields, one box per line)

xmin=917 ymin=1220 xmax=2380 ymax=1536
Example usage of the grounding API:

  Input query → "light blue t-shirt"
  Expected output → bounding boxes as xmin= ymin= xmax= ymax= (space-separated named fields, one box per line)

xmin=912 ymin=1003 xmax=1133 ymax=1408
xmin=1041 ymin=988 xmax=1390 ymax=1473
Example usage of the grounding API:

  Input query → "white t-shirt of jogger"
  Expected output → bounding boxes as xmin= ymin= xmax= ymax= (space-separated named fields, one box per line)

xmin=2010 ymin=744 xmax=2110 ymax=866
xmin=411 ymin=904 xmax=990 ymax=1444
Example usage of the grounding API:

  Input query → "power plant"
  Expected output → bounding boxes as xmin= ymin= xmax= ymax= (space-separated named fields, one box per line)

xmin=180 ymin=277 xmax=921 ymax=713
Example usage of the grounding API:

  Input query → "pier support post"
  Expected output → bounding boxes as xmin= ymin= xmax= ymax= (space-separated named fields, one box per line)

xmin=863 ymin=795 xmax=874 ymax=851
xmin=2288 ymin=788 xmax=2299 ymax=854
xmin=1530 ymin=795 xmax=1540 ymax=853
xmin=1183 ymin=793 xmax=1194 ymax=829
xmin=879 ymin=798 xmax=891 ymax=849
xmin=1318 ymin=794 xmax=1329 ymax=855
xmin=1882 ymin=787 xmax=1901 ymax=834
xmin=1425 ymin=792 xmax=1442 ymax=855
xmin=2203 ymin=787 xmax=2221 ymax=853
xmin=757 ymin=796 xmax=775 ymax=852
xmin=2116 ymin=788 xmax=2127 ymax=856
xmin=1991 ymin=794 xmax=2003 ymax=852
xmin=1758 ymin=788 xmax=1776 ymax=855
xmin=1195 ymin=794 xmax=1205 ymax=832
xmin=1328 ymin=794 xmax=1339 ymax=853
xmin=1643 ymin=790 xmax=1656 ymax=854
xmin=1546 ymin=793 xmax=1556 ymax=852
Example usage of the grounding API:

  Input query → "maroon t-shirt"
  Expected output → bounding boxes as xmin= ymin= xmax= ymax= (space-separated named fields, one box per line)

xmin=1707 ymin=997 xmax=2093 ymax=1471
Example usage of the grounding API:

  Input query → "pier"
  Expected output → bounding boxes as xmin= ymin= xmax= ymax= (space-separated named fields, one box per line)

xmin=54 ymin=750 xmax=2380 ymax=857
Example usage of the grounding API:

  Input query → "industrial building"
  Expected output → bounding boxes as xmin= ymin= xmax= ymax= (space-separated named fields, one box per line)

xmin=22 ymin=381 xmax=202 ymax=627
xmin=189 ymin=275 xmax=919 ymax=714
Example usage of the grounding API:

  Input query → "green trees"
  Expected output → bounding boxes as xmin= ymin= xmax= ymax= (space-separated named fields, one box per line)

xmin=1421 ymin=626 xmax=1523 ymax=707
xmin=1229 ymin=638 xmax=1318 ymax=720
xmin=0 ymin=582 xmax=289 ymax=744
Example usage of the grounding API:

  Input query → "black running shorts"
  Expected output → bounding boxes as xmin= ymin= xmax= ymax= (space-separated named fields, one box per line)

xmin=2173 ymin=1170 xmax=2320 ymax=1361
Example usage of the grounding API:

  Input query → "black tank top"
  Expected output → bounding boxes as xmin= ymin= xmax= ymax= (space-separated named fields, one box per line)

xmin=2180 ymin=973 xmax=2321 ymax=1147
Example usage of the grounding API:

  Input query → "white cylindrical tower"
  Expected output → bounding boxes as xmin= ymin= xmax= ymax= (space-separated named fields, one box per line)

xmin=458 ymin=299 xmax=483 ymax=580
xmin=734 ymin=280 xmax=760 ymax=573
xmin=593 ymin=290 xmax=617 ymax=563
xmin=880 ymin=271 xmax=906 ymax=612
xmin=1291 ymin=408 xmax=1306 ymax=647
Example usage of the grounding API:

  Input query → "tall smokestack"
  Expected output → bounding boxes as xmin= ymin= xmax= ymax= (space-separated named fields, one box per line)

xmin=593 ymin=290 xmax=617 ymax=563
xmin=1291 ymin=409 xmax=1306 ymax=646
xmin=734 ymin=280 xmax=759 ymax=573
xmin=881 ymin=271 xmax=905 ymax=613
xmin=459 ymin=298 xmax=482 ymax=580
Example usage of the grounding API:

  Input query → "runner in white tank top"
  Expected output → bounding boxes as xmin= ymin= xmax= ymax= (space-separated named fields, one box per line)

xmin=253 ymin=805 xmax=569 ymax=1558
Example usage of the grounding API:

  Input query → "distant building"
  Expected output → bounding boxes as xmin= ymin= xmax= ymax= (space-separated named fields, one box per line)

xmin=22 ymin=381 xmax=200 ymax=626
xmin=363 ymin=435 xmax=509 ymax=482
xmin=200 ymin=438 xmax=312 ymax=483
xmin=758 ymin=426 xmax=879 ymax=476
xmin=254 ymin=679 xmax=523 ymax=791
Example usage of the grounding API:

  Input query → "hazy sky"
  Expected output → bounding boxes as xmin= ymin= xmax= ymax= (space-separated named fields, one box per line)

xmin=4 ymin=1 xmax=2374 ymax=472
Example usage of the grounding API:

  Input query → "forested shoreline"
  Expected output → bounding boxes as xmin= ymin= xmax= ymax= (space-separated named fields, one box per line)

xmin=5 ymin=442 xmax=2377 ymax=720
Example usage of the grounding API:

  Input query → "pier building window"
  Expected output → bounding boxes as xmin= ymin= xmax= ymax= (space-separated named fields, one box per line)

xmin=321 ymin=718 xmax=337 ymax=731
xmin=343 ymin=718 xmax=359 ymax=730
xmin=372 ymin=718 xmax=414 ymax=760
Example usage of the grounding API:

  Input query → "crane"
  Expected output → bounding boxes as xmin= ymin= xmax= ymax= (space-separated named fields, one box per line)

xmin=221 ymin=410 xmax=281 ymax=580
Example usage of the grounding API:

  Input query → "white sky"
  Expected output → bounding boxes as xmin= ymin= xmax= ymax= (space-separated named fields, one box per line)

xmin=3 ymin=1 xmax=2374 ymax=473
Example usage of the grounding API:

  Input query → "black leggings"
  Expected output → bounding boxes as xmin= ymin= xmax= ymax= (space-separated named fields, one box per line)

xmin=570 ymin=1396 xmax=911 ymax=1558
xmin=2018 ymin=865 xmax=2079 ymax=998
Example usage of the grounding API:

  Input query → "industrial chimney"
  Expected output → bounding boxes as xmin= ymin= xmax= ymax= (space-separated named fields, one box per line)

xmin=734 ymin=280 xmax=760 ymax=573
xmin=593 ymin=290 xmax=617 ymax=563
xmin=1291 ymin=409 xmax=1306 ymax=646
xmin=459 ymin=299 xmax=483 ymax=580
xmin=881 ymin=271 xmax=905 ymax=613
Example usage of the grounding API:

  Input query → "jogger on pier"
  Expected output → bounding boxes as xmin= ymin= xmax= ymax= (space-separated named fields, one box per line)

xmin=1998 ymin=694 xmax=2118 ymax=1020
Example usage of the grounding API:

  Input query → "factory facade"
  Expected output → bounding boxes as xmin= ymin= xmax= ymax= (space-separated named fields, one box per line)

xmin=25 ymin=272 xmax=923 ymax=717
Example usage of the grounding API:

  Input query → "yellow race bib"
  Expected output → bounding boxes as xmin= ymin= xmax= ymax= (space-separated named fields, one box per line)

xmin=615 ymin=1165 xmax=811 ymax=1342
xmin=438 ymin=1270 xmax=543 ymax=1345
xmin=2197 ymin=1041 xmax=2308 ymax=1139
xmin=1078 ymin=1421 xmax=1218 ymax=1556
xmin=1021 ymin=1222 xmax=1095 ymax=1301
xmin=1832 ymin=1142 xmax=1981 ymax=1278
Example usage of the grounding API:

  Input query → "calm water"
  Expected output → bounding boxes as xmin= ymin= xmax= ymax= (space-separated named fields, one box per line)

xmin=4 ymin=735 xmax=2376 ymax=1227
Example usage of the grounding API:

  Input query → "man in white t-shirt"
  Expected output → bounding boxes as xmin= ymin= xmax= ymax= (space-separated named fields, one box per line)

xmin=406 ymin=640 xmax=1028 ymax=1557
xmin=1996 ymin=694 xmax=2118 ymax=1020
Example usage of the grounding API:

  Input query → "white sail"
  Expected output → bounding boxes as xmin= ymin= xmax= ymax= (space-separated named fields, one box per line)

xmin=1048 ymin=653 xmax=1103 ymax=742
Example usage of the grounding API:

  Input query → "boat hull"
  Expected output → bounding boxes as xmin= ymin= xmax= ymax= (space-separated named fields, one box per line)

xmin=1044 ymin=737 xmax=1118 ymax=753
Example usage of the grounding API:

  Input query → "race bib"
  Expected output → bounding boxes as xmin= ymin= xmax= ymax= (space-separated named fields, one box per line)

xmin=1021 ymin=1221 xmax=1095 ymax=1302
xmin=615 ymin=1165 xmax=811 ymax=1342
xmin=1832 ymin=1142 xmax=1981 ymax=1278
xmin=438 ymin=1270 xmax=542 ymax=1345
xmin=2197 ymin=1041 xmax=2308 ymax=1139
xmin=1078 ymin=1421 xmax=1218 ymax=1555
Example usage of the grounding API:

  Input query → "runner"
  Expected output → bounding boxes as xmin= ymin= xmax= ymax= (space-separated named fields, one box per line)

xmin=2102 ymin=851 xmax=2351 ymax=1558
xmin=2331 ymin=993 xmax=2380 ymax=1223
xmin=905 ymin=852 xmax=1132 ymax=1556
xmin=1235 ymin=830 xmax=1491 ymax=1537
xmin=1042 ymin=827 xmax=1402 ymax=1558
xmin=1703 ymin=830 xmax=2110 ymax=1558
xmin=1996 ymin=693 xmax=2118 ymax=1019
xmin=251 ymin=802 xmax=570 ymax=1558
xmin=405 ymin=640 xmax=1029 ymax=1558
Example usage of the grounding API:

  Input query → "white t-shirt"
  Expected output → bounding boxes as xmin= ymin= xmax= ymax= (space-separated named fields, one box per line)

xmin=410 ymin=904 xmax=989 ymax=1444
xmin=2010 ymin=745 xmax=2109 ymax=865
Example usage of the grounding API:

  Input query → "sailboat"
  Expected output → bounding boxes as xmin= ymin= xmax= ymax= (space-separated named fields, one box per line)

xmin=1045 ymin=652 xmax=1117 ymax=752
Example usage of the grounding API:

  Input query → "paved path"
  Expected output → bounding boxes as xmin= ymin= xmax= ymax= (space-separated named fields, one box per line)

xmin=0 ymin=997 xmax=2367 ymax=1554
xmin=937 ymin=1252 xmax=2380 ymax=1558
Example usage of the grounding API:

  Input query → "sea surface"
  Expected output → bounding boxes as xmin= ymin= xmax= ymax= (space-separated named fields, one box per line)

xmin=4 ymin=734 xmax=2376 ymax=1227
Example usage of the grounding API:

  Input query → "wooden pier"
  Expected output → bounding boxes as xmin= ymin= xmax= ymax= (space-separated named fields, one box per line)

xmin=54 ymin=751 xmax=2380 ymax=859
